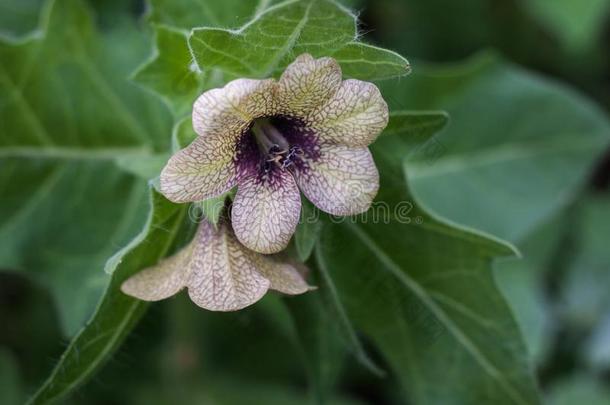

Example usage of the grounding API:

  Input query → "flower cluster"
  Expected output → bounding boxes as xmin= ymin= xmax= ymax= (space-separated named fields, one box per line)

xmin=160 ymin=54 xmax=388 ymax=253
xmin=122 ymin=54 xmax=388 ymax=311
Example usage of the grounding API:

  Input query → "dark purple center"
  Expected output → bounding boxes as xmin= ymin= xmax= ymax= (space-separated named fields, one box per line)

xmin=235 ymin=115 xmax=320 ymax=184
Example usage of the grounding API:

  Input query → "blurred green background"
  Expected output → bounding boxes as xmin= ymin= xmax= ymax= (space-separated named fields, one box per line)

xmin=1 ymin=0 xmax=610 ymax=404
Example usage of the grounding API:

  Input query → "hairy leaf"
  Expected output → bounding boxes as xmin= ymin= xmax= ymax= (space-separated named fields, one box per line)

xmin=147 ymin=0 xmax=269 ymax=29
xmin=27 ymin=189 xmax=187 ymax=405
xmin=330 ymin=42 xmax=411 ymax=81
xmin=188 ymin=0 xmax=409 ymax=80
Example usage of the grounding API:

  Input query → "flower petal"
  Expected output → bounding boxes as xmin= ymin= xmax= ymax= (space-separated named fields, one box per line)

xmin=160 ymin=135 xmax=238 ymax=203
xmin=307 ymin=79 xmax=388 ymax=147
xmin=193 ymin=78 xmax=279 ymax=138
xmin=295 ymin=145 xmax=379 ymax=216
xmin=187 ymin=221 xmax=270 ymax=311
xmin=252 ymin=255 xmax=311 ymax=295
xmin=120 ymin=242 xmax=194 ymax=301
xmin=232 ymin=171 xmax=301 ymax=254
xmin=278 ymin=53 xmax=342 ymax=117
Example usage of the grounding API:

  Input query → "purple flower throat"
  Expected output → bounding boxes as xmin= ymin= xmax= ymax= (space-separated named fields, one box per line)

xmin=235 ymin=116 xmax=321 ymax=183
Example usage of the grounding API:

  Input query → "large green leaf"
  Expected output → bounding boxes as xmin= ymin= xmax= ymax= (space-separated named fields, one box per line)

xmin=188 ymin=0 xmax=409 ymax=80
xmin=381 ymin=52 xmax=610 ymax=244
xmin=0 ymin=0 xmax=170 ymax=155
xmin=27 ymin=189 xmax=187 ymax=405
xmin=0 ymin=0 xmax=173 ymax=334
xmin=316 ymin=132 xmax=541 ymax=404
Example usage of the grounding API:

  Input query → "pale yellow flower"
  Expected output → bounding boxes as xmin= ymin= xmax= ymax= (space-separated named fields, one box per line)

xmin=160 ymin=54 xmax=388 ymax=254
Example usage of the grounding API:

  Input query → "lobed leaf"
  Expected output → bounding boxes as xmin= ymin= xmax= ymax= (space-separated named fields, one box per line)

xmin=188 ymin=0 xmax=409 ymax=81
xmin=316 ymin=133 xmax=540 ymax=404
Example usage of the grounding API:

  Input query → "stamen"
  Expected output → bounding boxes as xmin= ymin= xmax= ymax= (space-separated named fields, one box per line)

xmin=252 ymin=118 xmax=290 ymax=153
xmin=250 ymin=117 xmax=310 ymax=174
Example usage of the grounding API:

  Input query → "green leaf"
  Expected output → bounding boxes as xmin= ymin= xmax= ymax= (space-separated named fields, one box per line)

xmin=131 ymin=26 xmax=208 ymax=117
xmin=27 ymin=189 xmax=187 ymax=405
xmin=330 ymin=42 xmax=411 ymax=81
xmin=135 ymin=0 xmax=409 ymax=119
xmin=284 ymin=292 xmax=351 ymax=402
xmin=314 ymin=251 xmax=386 ymax=377
xmin=114 ymin=153 xmax=171 ymax=180
xmin=189 ymin=0 xmax=353 ymax=78
xmin=381 ymin=52 xmax=610 ymax=244
xmin=316 ymin=133 xmax=540 ymax=404
xmin=293 ymin=109 xmax=451 ymax=380
xmin=0 ymin=0 xmax=173 ymax=333
xmin=383 ymin=110 xmax=449 ymax=156
xmin=0 ymin=0 xmax=171 ymax=155
xmin=146 ymin=0 xmax=269 ymax=30
xmin=133 ymin=0 xmax=280 ymax=116
xmin=0 ymin=160 xmax=149 ymax=335
xmin=493 ymin=218 xmax=565 ymax=362
xmin=188 ymin=0 xmax=409 ymax=81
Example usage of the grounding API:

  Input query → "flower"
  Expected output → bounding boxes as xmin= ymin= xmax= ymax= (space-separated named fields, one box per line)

xmin=160 ymin=54 xmax=388 ymax=253
xmin=121 ymin=219 xmax=311 ymax=311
